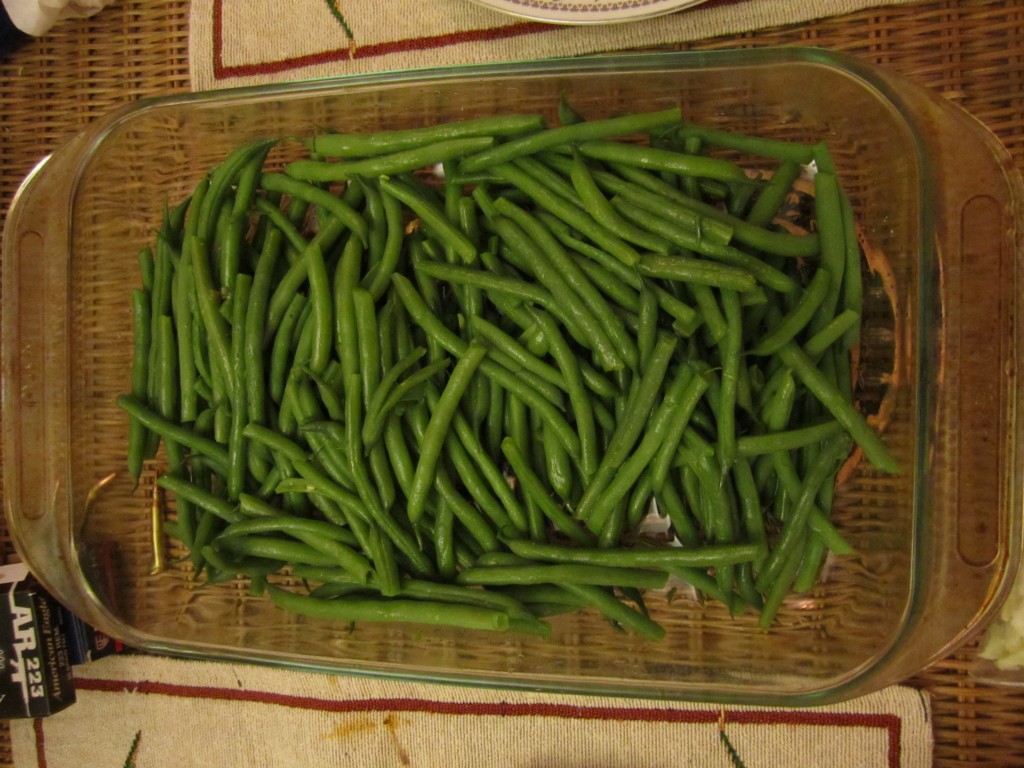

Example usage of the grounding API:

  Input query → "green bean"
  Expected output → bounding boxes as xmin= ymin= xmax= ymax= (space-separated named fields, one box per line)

xmin=267 ymin=294 xmax=306 ymax=404
xmin=310 ymin=115 xmax=544 ymax=157
xmin=793 ymin=533 xmax=828 ymax=593
xmin=578 ymin=139 xmax=749 ymax=183
xmin=127 ymin=290 xmax=152 ymax=483
xmin=253 ymin=197 xmax=309 ymax=255
xmin=443 ymin=432 xmax=512 ymax=533
xmin=189 ymin=234 xmax=234 ymax=398
xmin=392 ymin=274 xmax=581 ymax=462
xmin=362 ymin=183 xmax=407 ymax=300
xmin=809 ymin=170 xmax=847 ymax=334
xmin=340 ymin=373 xmax=385 ymax=519
xmin=349 ymin=288 xmax=379 ymax=406
xmin=766 ymin=450 xmax=852 ymax=556
xmin=805 ymin=309 xmax=861 ymax=359
xmin=382 ymin=414 xmax=416 ymax=498
xmin=612 ymin=197 xmax=796 ymax=294
xmin=585 ymin=363 xmax=700 ymax=535
xmin=636 ymin=288 xmax=658 ymax=374
xmin=433 ymin=499 xmax=457 ymax=580
xmin=495 ymin=216 xmax=625 ymax=371
xmin=635 ymin=254 xmax=757 ymax=293
xmin=568 ymin=149 xmax=673 ymax=254
xmin=331 ymin=235 xmax=363 ymax=393
xmin=288 ymin=137 xmax=495 ymax=181
xmin=746 ymin=159 xmax=803 ymax=227
xmin=457 ymin=563 xmax=668 ymax=590
xmin=157 ymin=474 xmax=241 ymax=524
xmin=494 ymin=197 xmax=639 ymax=371
xmin=757 ymin=534 xmax=806 ymax=629
xmin=649 ymin=365 xmax=709 ymax=493
xmin=379 ymin=176 xmax=477 ymax=264
xmin=242 ymin=229 xmax=282 ymax=423
xmin=289 ymin=458 xmax=371 ymax=528
xmin=534 ymin=211 xmax=643 ymax=290
xmin=491 ymin=163 xmax=641 ymax=267
xmin=261 ymin=173 xmax=368 ymax=244
xmin=838 ymin=191 xmax=864 ymax=349
xmin=776 ymin=341 xmax=898 ymax=473
xmin=756 ymin=440 xmax=855 ymax=592
xmin=117 ymin=395 xmax=229 ymax=475
xmin=268 ymin=585 xmax=511 ymax=632
xmin=753 ymin=268 xmax=831 ymax=356
xmin=510 ymin=538 xmax=762 ymax=571
xmin=608 ymin=161 xmax=820 ymax=259
xmin=737 ymin=420 xmax=845 ymax=457
xmin=511 ymin=155 xmax=582 ymax=206
xmin=689 ymin=284 xmax=726 ymax=343
xmin=362 ymin=347 xmax=425 ymax=438
xmin=148 ymin=239 xmax=175 ymax=413
xmin=406 ymin=342 xmax=489 ymax=523
xmin=435 ymin=468 xmax=500 ymax=554
xmin=174 ymin=190 xmax=206 ymax=423
xmin=459 ymin=108 xmax=681 ymax=172
xmin=574 ymin=333 xmax=677 ymax=524
xmin=677 ymin=122 xmax=814 ymax=164
xmin=717 ymin=289 xmax=742 ymax=473
xmin=563 ymin=583 xmax=665 ymax=640
xmin=529 ymin=309 xmax=599 ymax=481
xmin=368 ymin=524 xmax=402 ymax=597
xmin=198 ymin=140 xmax=274 ymax=241
xmin=501 ymin=438 xmax=595 ymax=547
xmin=654 ymin=477 xmax=700 ymax=547
xmin=362 ymin=357 xmax=452 ymax=446
xmin=264 ymin=214 xmax=353 ymax=338
xmin=415 ymin=259 xmax=561 ymax=316
xmin=469 ymin=316 xmax=564 ymax=389
xmin=220 ymin=515 xmax=370 ymax=577
xmin=227 ymin=273 xmax=252 ymax=500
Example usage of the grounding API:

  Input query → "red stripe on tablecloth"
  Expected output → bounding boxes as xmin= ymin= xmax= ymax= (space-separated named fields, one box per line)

xmin=33 ymin=719 xmax=47 ymax=768
xmin=211 ymin=0 xmax=748 ymax=80
xmin=68 ymin=676 xmax=902 ymax=768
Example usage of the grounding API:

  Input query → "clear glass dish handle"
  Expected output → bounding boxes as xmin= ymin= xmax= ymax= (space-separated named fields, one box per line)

xmin=2 ymin=134 xmax=97 ymax=620
xmin=866 ymin=65 xmax=1024 ymax=686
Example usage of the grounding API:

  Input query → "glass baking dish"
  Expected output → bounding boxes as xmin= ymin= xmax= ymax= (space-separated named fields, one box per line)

xmin=4 ymin=48 xmax=1022 ymax=705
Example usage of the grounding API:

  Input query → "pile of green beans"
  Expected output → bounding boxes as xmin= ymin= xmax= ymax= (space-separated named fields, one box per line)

xmin=120 ymin=106 xmax=898 ymax=640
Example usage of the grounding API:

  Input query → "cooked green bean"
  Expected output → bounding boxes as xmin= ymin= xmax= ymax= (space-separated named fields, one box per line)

xmin=268 ymin=585 xmax=511 ymax=632
xmin=608 ymin=161 xmax=820 ymax=258
xmin=310 ymin=115 xmax=544 ymax=157
xmin=406 ymin=342 xmax=489 ymax=523
xmin=578 ymin=139 xmax=750 ymax=183
xmin=636 ymin=254 xmax=757 ymax=293
xmin=460 ymin=108 xmax=681 ymax=172
xmin=157 ymin=474 xmax=241 ymax=524
xmin=737 ymin=420 xmax=845 ymax=457
xmin=379 ymin=176 xmax=477 ymax=264
xmin=753 ymin=267 xmax=831 ymax=355
xmin=288 ymin=137 xmax=495 ymax=181
xmin=118 ymin=395 xmax=229 ymax=475
xmin=776 ymin=341 xmax=898 ymax=473
xmin=456 ymin=563 xmax=668 ymax=590
xmin=492 ymin=162 xmax=641 ymax=267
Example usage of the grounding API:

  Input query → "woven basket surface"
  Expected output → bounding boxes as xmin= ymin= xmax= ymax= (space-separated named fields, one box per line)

xmin=2 ymin=1 xmax=1024 ymax=765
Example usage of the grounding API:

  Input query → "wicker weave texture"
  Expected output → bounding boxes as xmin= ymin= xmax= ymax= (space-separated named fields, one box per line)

xmin=2 ymin=1 xmax=1024 ymax=766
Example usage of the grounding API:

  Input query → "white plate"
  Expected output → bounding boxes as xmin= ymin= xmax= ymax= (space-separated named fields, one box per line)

xmin=469 ymin=0 xmax=711 ymax=25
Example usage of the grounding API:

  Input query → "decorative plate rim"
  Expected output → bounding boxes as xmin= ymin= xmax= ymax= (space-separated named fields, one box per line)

xmin=467 ymin=0 xmax=711 ymax=25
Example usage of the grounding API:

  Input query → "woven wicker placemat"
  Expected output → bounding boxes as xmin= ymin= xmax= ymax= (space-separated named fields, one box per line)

xmin=3 ymin=1 xmax=1024 ymax=766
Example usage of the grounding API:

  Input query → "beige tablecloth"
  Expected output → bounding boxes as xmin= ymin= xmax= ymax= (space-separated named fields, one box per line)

xmin=190 ymin=0 xmax=924 ymax=89
xmin=12 ymin=655 xmax=932 ymax=767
